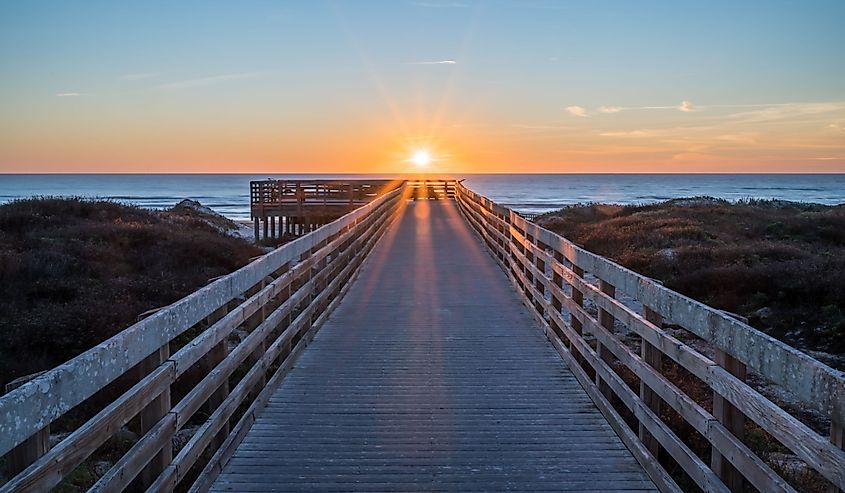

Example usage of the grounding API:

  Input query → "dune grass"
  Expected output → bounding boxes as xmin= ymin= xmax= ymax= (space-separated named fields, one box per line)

xmin=539 ymin=197 xmax=845 ymax=362
xmin=0 ymin=197 xmax=262 ymax=388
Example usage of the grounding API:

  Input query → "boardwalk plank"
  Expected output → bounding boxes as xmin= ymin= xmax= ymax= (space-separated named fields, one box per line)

xmin=209 ymin=201 xmax=656 ymax=492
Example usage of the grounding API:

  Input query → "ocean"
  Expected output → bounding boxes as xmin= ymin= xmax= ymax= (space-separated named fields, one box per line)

xmin=1 ymin=174 xmax=844 ymax=220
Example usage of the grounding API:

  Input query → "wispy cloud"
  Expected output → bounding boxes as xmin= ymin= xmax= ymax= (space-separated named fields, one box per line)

xmin=716 ymin=133 xmax=758 ymax=144
xmin=120 ymin=72 xmax=160 ymax=81
xmin=600 ymin=130 xmax=655 ymax=138
xmin=639 ymin=101 xmax=697 ymax=112
xmin=576 ymin=101 xmax=697 ymax=115
xmin=55 ymin=92 xmax=84 ymax=97
xmin=157 ymin=72 xmax=262 ymax=90
xmin=727 ymin=102 xmax=845 ymax=123
xmin=565 ymin=106 xmax=587 ymax=117
xmin=408 ymin=60 xmax=457 ymax=65
xmin=598 ymin=105 xmax=623 ymax=114
xmin=679 ymin=100 xmax=696 ymax=112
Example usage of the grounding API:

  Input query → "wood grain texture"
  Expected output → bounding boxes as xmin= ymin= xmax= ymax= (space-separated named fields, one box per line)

xmin=209 ymin=201 xmax=656 ymax=493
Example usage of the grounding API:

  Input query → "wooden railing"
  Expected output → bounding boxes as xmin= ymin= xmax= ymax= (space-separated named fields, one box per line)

xmin=406 ymin=179 xmax=456 ymax=200
xmin=0 ymin=186 xmax=405 ymax=493
xmin=456 ymin=182 xmax=845 ymax=493
xmin=249 ymin=179 xmax=397 ymax=217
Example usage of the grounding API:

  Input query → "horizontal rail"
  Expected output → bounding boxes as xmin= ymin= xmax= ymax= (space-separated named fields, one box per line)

xmin=249 ymin=179 xmax=400 ymax=216
xmin=0 ymin=186 xmax=406 ymax=492
xmin=456 ymin=182 xmax=845 ymax=493
xmin=405 ymin=179 xmax=456 ymax=199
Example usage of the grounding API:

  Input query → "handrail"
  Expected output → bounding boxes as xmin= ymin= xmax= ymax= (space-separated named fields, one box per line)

xmin=456 ymin=182 xmax=845 ymax=493
xmin=0 ymin=185 xmax=406 ymax=492
xmin=249 ymin=179 xmax=399 ymax=216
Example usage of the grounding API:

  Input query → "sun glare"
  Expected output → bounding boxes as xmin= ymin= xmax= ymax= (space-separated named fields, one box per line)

xmin=411 ymin=150 xmax=432 ymax=167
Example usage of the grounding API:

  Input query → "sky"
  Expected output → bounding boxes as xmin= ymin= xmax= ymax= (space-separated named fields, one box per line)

xmin=1 ymin=0 xmax=844 ymax=174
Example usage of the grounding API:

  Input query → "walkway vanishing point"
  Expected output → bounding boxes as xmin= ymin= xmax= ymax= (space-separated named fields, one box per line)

xmin=210 ymin=199 xmax=655 ymax=492
xmin=2 ymin=180 xmax=845 ymax=493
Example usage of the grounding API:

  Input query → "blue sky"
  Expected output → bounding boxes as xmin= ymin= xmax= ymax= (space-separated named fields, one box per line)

xmin=1 ymin=0 xmax=844 ymax=172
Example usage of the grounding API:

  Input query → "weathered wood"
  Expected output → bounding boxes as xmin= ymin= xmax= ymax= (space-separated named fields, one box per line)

xmin=192 ymin=197 xmax=397 ymax=493
xmin=90 ymin=413 xmax=177 ymax=492
xmin=138 ymin=345 xmax=173 ymax=490
xmin=205 ymin=345 xmax=230 ymax=448
xmin=160 ymin=189 xmax=398 ymax=492
xmin=456 ymin=182 xmax=845 ymax=492
xmin=1 ymin=364 xmax=174 ymax=493
xmin=0 ymin=188 xmax=403 ymax=458
xmin=4 ymin=427 xmax=48 ymax=479
xmin=640 ymin=307 xmax=663 ymax=458
xmin=545 ymin=296 xmax=795 ymax=492
xmin=3 ymin=374 xmax=49 ymax=478
xmin=832 ymin=418 xmax=844 ymax=493
xmin=207 ymin=201 xmax=657 ymax=493
xmin=0 ymin=187 xmax=403 ymax=493
xmin=94 ymin=195 xmax=400 ymax=493
xmin=525 ymin=218 xmax=845 ymax=420
xmin=712 ymin=348 xmax=747 ymax=492
xmin=597 ymin=279 xmax=616 ymax=400
xmin=205 ymin=305 xmax=231 ymax=450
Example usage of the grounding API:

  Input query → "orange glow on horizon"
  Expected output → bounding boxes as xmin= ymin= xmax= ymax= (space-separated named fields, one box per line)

xmin=2 ymin=102 xmax=844 ymax=174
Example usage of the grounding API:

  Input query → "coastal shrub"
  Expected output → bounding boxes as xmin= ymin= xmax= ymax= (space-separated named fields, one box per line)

xmin=0 ymin=197 xmax=262 ymax=387
xmin=539 ymin=198 xmax=845 ymax=359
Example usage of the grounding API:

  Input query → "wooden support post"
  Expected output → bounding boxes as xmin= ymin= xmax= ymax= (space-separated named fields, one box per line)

xmin=250 ymin=279 xmax=268 ymax=398
xmin=262 ymin=217 xmax=268 ymax=241
xmin=270 ymin=216 xmax=276 ymax=239
xmin=570 ymin=266 xmax=585 ymax=335
xmin=597 ymin=280 xmax=616 ymax=400
xmin=4 ymin=373 xmax=50 ymax=477
xmin=640 ymin=306 xmax=663 ymax=458
xmin=205 ymin=305 xmax=230 ymax=449
xmin=831 ymin=416 xmax=844 ymax=493
xmin=304 ymin=249 xmax=315 ymax=331
xmin=712 ymin=348 xmax=747 ymax=492
xmin=253 ymin=218 xmax=259 ymax=242
xmin=138 ymin=345 xmax=172 ymax=489
xmin=534 ymin=253 xmax=545 ymax=315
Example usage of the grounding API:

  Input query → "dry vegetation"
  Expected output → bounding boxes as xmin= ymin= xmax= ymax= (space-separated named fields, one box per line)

xmin=0 ymin=197 xmax=262 ymax=388
xmin=538 ymin=197 xmax=845 ymax=365
xmin=538 ymin=197 xmax=845 ymax=493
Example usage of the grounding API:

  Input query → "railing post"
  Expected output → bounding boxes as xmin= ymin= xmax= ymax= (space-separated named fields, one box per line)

xmin=138 ymin=344 xmax=172 ymax=489
xmin=640 ymin=306 xmax=663 ymax=458
xmin=596 ymin=279 xmax=616 ymax=400
xmin=832 ymin=415 xmax=844 ymax=493
xmin=712 ymin=348 xmax=747 ymax=492
xmin=253 ymin=279 xmax=269 ymax=394
xmin=533 ymin=240 xmax=546 ymax=315
xmin=551 ymin=252 xmax=564 ymax=339
xmin=569 ymin=265 xmax=586 ymax=366
xmin=204 ymin=304 xmax=230 ymax=449
xmin=3 ymin=373 xmax=50 ymax=477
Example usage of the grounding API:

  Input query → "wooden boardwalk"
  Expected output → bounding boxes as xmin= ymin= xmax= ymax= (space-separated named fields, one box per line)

xmin=210 ymin=200 xmax=656 ymax=492
xmin=6 ymin=182 xmax=844 ymax=492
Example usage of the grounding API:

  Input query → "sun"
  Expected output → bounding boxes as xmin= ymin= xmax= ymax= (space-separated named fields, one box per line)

xmin=410 ymin=150 xmax=432 ymax=167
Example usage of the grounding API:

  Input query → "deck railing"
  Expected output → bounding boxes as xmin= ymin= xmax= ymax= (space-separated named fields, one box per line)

xmin=0 ymin=186 xmax=405 ymax=493
xmin=406 ymin=179 xmax=456 ymax=200
xmin=456 ymin=182 xmax=845 ymax=493
xmin=249 ymin=179 xmax=397 ymax=217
